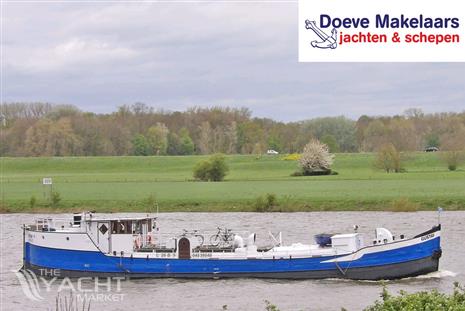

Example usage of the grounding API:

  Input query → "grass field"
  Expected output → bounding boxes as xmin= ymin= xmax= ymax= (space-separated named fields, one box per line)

xmin=1 ymin=153 xmax=464 ymax=212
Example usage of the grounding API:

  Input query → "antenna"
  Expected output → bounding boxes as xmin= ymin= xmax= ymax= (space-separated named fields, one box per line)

xmin=437 ymin=206 xmax=443 ymax=225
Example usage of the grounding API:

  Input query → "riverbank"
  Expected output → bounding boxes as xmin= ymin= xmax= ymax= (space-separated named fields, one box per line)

xmin=1 ymin=153 xmax=464 ymax=213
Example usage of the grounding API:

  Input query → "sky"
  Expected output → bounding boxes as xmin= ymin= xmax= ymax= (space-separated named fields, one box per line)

xmin=2 ymin=2 xmax=465 ymax=122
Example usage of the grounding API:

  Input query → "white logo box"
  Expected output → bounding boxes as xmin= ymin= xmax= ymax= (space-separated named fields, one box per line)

xmin=298 ymin=0 xmax=465 ymax=62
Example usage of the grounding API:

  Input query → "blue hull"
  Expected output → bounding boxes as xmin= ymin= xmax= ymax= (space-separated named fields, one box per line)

xmin=24 ymin=235 xmax=441 ymax=280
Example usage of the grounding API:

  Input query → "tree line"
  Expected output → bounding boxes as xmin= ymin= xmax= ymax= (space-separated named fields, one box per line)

xmin=0 ymin=103 xmax=464 ymax=157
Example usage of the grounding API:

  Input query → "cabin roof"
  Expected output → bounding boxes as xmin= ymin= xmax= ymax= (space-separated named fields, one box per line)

xmin=83 ymin=216 xmax=154 ymax=222
xmin=331 ymin=233 xmax=360 ymax=239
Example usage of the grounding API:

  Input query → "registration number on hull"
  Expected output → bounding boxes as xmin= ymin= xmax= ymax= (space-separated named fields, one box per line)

xmin=421 ymin=233 xmax=435 ymax=241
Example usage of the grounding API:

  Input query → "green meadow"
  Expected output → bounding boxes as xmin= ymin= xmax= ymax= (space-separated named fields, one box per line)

xmin=1 ymin=153 xmax=464 ymax=212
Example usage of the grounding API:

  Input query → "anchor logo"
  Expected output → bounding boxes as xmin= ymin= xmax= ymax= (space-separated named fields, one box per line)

xmin=305 ymin=20 xmax=337 ymax=49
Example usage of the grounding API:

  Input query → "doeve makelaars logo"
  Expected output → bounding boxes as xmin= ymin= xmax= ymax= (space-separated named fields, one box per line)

xmin=305 ymin=20 xmax=337 ymax=49
xmin=298 ymin=0 xmax=465 ymax=62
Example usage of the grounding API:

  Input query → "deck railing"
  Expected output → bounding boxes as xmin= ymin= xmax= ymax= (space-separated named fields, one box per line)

xmin=132 ymin=229 xmax=279 ymax=252
xmin=31 ymin=218 xmax=78 ymax=232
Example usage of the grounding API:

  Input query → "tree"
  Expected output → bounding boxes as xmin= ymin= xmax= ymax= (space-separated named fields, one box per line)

xmin=298 ymin=140 xmax=334 ymax=175
xmin=237 ymin=122 xmax=264 ymax=154
xmin=146 ymin=123 xmax=169 ymax=155
xmin=404 ymin=107 xmax=424 ymax=119
xmin=24 ymin=119 xmax=53 ymax=156
xmin=46 ymin=105 xmax=81 ymax=121
xmin=301 ymin=116 xmax=357 ymax=152
xmin=198 ymin=121 xmax=212 ymax=154
xmin=362 ymin=120 xmax=390 ymax=152
xmin=321 ymin=134 xmax=340 ymax=153
xmin=439 ymin=131 xmax=465 ymax=171
xmin=72 ymin=114 xmax=105 ymax=156
xmin=355 ymin=115 xmax=372 ymax=151
xmin=24 ymin=118 xmax=81 ymax=156
xmin=267 ymin=136 xmax=282 ymax=153
xmin=167 ymin=132 xmax=182 ymax=155
xmin=179 ymin=128 xmax=195 ymax=155
xmin=440 ymin=150 xmax=465 ymax=171
xmin=0 ymin=118 xmax=33 ymax=156
xmin=388 ymin=118 xmax=420 ymax=151
xmin=252 ymin=142 xmax=264 ymax=156
xmin=374 ymin=143 xmax=402 ymax=173
xmin=225 ymin=122 xmax=238 ymax=154
xmin=5 ymin=102 xmax=465 ymax=157
xmin=106 ymin=124 xmax=132 ymax=156
xmin=193 ymin=154 xmax=229 ymax=181
xmin=425 ymin=132 xmax=440 ymax=148
xmin=132 ymin=134 xmax=150 ymax=156
xmin=47 ymin=118 xmax=82 ymax=156
xmin=166 ymin=129 xmax=194 ymax=155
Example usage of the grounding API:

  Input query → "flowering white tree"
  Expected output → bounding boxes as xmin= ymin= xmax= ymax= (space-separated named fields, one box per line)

xmin=298 ymin=140 xmax=334 ymax=175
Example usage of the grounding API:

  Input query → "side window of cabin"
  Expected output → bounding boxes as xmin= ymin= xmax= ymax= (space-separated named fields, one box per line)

xmin=111 ymin=221 xmax=132 ymax=234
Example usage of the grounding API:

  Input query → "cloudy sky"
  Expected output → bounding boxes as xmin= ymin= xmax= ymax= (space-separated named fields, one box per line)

xmin=3 ymin=2 xmax=465 ymax=121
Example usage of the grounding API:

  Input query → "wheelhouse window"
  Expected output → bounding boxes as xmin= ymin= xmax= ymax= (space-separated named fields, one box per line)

xmin=111 ymin=220 xmax=132 ymax=234
xmin=110 ymin=219 xmax=152 ymax=234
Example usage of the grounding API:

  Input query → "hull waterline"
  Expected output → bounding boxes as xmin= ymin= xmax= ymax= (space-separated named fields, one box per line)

xmin=24 ymin=253 xmax=440 ymax=280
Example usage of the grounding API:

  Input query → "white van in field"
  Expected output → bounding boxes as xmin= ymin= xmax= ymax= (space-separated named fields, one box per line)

xmin=266 ymin=149 xmax=279 ymax=155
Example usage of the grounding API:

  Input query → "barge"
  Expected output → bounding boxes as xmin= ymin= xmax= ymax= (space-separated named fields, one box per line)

xmin=22 ymin=212 xmax=442 ymax=280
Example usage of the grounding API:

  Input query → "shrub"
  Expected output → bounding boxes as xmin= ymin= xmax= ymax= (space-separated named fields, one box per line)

xmin=364 ymin=283 xmax=465 ymax=311
xmin=193 ymin=160 xmax=211 ymax=181
xmin=440 ymin=151 xmax=465 ymax=171
xmin=0 ymin=204 xmax=10 ymax=213
xmin=298 ymin=140 xmax=334 ymax=176
xmin=264 ymin=300 xmax=280 ymax=311
xmin=389 ymin=198 xmax=419 ymax=212
xmin=291 ymin=169 xmax=337 ymax=177
xmin=51 ymin=191 xmax=61 ymax=207
xmin=374 ymin=143 xmax=402 ymax=173
xmin=29 ymin=195 xmax=37 ymax=209
xmin=437 ymin=132 xmax=465 ymax=171
xmin=193 ymin=154 xmax=229 ymax=182
xmin=208 ymin=154 xmax=229 ymax=181
xmin=254 ymin=193 xmax=278 ymax=212
xmin=145 ymin=194 xmax=158 ymax=211
xmin=281 ymin=153 xmax=301 ymax=161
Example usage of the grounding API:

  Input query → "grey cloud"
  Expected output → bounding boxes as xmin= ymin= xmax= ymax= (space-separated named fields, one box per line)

xmin=3 ymin=3 xmax=464 ymax=121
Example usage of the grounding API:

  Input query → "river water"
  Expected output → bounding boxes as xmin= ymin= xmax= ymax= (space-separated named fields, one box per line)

xmin=1 ymin=212 xmax=463 ymax=311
